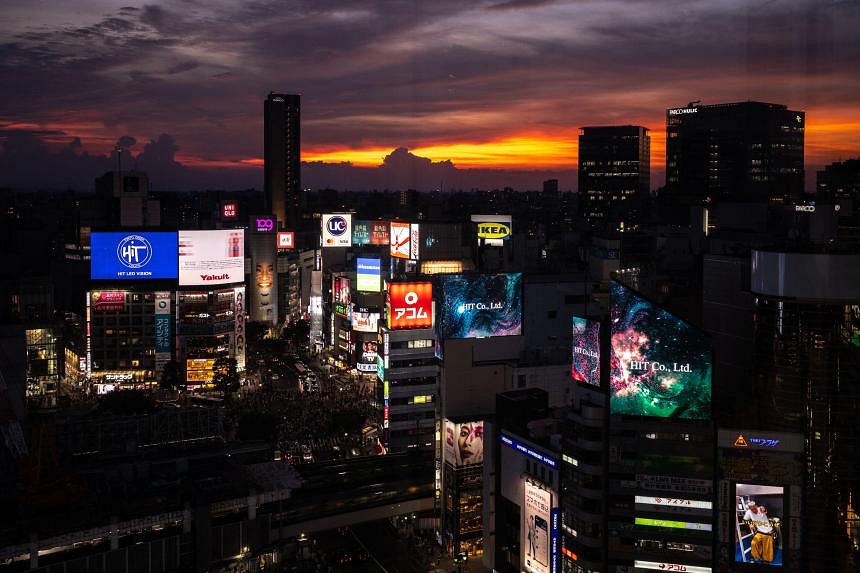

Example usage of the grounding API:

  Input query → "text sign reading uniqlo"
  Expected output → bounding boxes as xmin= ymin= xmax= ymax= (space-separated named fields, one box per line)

xmin=222 ymin=201 xmax=238 ymax=220
xmin=388 ymin=282 xmax=432 ymax=329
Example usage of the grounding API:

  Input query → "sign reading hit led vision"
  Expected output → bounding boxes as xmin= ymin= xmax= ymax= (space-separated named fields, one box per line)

xmin=610 ymin=280 xmax=712 ymax=419
xmin=322 ymin=214 xmax=352 ymax=247
xmin=91 ymin=232 xmax=178 ymax=280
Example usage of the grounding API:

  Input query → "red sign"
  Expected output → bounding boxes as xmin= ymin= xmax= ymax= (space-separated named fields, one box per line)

xmin=388 ymin=282 xmax=432 ymax=329
xmin=277 ymin=231 xmax=294 ymax=249
xmin=370 ymin=221 xmax=390 ymax=245
xmin=91 ymin=291 xmax=126 ymax=312
xmin=222 ymin=201 xmax=238 ymax=220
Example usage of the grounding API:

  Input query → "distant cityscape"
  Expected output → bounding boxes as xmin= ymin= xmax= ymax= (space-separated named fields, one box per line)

xmin=1 ymin=84 xmax=860 ymax=573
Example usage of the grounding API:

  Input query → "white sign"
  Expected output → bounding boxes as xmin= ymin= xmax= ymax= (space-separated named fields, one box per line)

xmin=178 ymin=230 xmax=244 ymax=286
xmin=322 ymin=214 xmax=352 ymax=247
xmin=635 ymin=496 xmax=712 ymax=510
xmin=668 ymin=108 xmax=698 ymax=115
xmin=634 ymin=561 xmax=711 ymax=573
xmin=352 ymin=311 xmax=379 ymax=333
xmin=524 ymin=480 xmax=552 ymax=573
xmin=390 ymin=222 xmax=411 ymax=259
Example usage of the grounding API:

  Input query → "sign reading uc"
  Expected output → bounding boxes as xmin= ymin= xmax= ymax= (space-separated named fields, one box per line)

xmin=322 ymin=214 xmax=352 ymax=247
xmin=477 ymin=222 xmax=511 ymax=240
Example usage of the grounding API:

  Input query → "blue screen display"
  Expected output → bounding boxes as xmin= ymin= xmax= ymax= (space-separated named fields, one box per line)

xmin=91 ymin=232 xmax=178 ymax=280
xmin=437 ymin=273 xmax=522 ymax=339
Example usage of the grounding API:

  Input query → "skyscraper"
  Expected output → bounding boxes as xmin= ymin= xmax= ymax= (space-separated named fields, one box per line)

xmin=665 ymin=101 xmax=804 ymax=203
xmin=578 ymin=125 xmax=650 ymax=232
xmin=264 ymin=92 xmax=301 ymax=229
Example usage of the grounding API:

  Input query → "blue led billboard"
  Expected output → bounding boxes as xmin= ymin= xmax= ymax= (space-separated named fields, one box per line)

xmin=91 ymin=232 xmax=178 ymax=280
xmin=437 ymin=273 xmax=522 ymax=339
xmin=609 ymin=280 xmax=712 ymax=419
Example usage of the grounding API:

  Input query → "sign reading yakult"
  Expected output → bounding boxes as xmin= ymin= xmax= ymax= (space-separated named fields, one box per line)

xmin=322 ymin=214 xmax=353 ymax=247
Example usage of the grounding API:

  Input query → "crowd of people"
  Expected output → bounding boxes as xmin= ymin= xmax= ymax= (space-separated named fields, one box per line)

xmin=229 ymin=372 xmax=381 ymax=462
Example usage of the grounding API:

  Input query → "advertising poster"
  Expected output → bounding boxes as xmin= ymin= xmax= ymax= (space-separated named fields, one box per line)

xmin=178 ymin=230 xmax=244 ymax=286
xmin=186 ymin=358 xmax=216 ymax=384
xmin=356 ymin=257 xmax=381 ymax=292
xmin=437 ymin=273 xmax=522 ymax=339
xmin=444 ymin=420 xmax=484 ymax=466
xmin=154 ymin=291 xmax=171 ymax=374
xmin=356 ymin=339 xmax=378 ymax=372
xmin=322 ymin=213 xmax=352 ymax=247
xmin=735 ymin=484 xmax=784 ymax=566
xmin=410 ymin=223 xmax=420 ymax=260
xmin=524 ymin=480 xmax=552 ymax=573
xmin=387 ymin=282 xmax=433 ymax=329
xmin=233 ymin=286 xmax=246 ymax=370
xmin=91 ymin=291 xmax=127 ymax=312
xmin=352 ymin=310 xmax=380 ymax=333
xmin=333 ymin=277 xmax=351 ymax=318
xmin=571 ymin=317 xmax=600 ymax=386
xmin=609 ymin=280 xmax=712 ymax=419
xmin=90 ymin=232 xmax=178 ymax=280
xmin=249 ymin=232 xmax=278 ymax=324
xmin=370 ymin=221 xmax=390 ymax=245
xmin=390 ymin=221 xmax=411 ymax=259
xmin=352 ymin=220 xmax=371 ymax=245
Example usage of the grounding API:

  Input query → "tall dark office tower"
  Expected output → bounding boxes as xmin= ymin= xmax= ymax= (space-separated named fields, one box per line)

xmin=264 ymin=92 xmax=301 ymax=229
xmin=578 ymin=125 xmax=650 ymax=232
xmin=665 ymin=101 xmax=805 ymax=203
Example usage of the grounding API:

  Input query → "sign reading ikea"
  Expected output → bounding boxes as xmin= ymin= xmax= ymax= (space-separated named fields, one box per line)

xmin=477 ymin=222 xmax=511 ymax=240
xmin=471 ymin=214 xmax=512 ymax=246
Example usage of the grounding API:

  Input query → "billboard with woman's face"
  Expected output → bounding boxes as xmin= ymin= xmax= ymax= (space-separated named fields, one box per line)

xmin=444 ymin=420 xmax=484 ymax=466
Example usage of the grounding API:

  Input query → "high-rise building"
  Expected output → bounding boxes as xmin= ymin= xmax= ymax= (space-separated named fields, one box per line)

xmin=817 ymin=157 xmax=860 ymax=215
xmin=665 ymin=101 xmax=804 ymax=203
xmin=264 ymin=92 xmax=301 ymax=229
xmin=578 ymin=125 xmax=650 ymax=232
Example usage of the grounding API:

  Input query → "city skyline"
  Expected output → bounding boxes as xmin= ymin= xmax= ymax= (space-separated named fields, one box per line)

xmin=2 ymin=0 xmax=859 ymax=191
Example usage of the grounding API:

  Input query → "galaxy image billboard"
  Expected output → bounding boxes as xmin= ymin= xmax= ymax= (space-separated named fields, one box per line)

xmin=571 ymin=317 xmax=600 ymax=387
xmin=609 ymin=280 xmax=712 ymax=419
xmin=437 ymin=273 xmax=522 ymax=339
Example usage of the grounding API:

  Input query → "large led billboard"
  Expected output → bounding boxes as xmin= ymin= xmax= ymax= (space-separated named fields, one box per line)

xmin=91 ymin=232 xmax=178 ymax=280
xmin=437 ymin=273 xmax=522 ymax=339
xmin=736 ymin=484 xmax=784 ymax=566
xmin=609 ymin=280 xmax=712 ymax=419
xmin=390 ymin=221 xmax=411 ymax=259
xmin=571 ymin=317 xmax=600 ymax=386
xmin=523 ymin=480 xmax=552 ymax=573
xmin=443 ymin=420 xmax=484 ymax=466
xmin=356 ymin=257 xmax=381 ymax=292
xmin=178 ymin=230 xmax=244 ymax=286
xmin=387 ymin=282 xmax=433 ymax=329
xmin=322 ymin=213 xmax=352 ymax=247
xmin=333 ymin=277 xmax=351 ymax=318
xmin=352 ymin=310 xmax=380 ymax=333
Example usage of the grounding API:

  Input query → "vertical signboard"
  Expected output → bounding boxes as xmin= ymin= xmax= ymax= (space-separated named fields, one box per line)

xmin=571 ymin=317 xmax=600 ymax=386
xmin=524 ymin=480 xmax=552 ymax=573
xmin=410 ymin=223 xmax=420 ymax=260
xmin=250 ymin=231 xmax=278 ymax=324
xmin=390 ymin=221 xmax=411 ymax=259
xmin=234 ymin=286 xmax=246 ymax=370
xmin=154 ymin=291 xmax=171 ymax=375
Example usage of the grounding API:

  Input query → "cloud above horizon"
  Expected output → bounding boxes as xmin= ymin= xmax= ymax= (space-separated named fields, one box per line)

xmin=1 ymin=0 xmax=859 ymax=190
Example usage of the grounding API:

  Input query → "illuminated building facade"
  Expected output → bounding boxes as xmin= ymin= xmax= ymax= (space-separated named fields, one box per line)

xmin=578 ymin=126 xmax=650 ymax=232
xmin=665 ymin=101 xmax=804 ymax=204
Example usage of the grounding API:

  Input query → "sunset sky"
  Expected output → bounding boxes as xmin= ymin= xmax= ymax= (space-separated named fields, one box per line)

xmin=1 ymin=0 xmax=859 ymax=190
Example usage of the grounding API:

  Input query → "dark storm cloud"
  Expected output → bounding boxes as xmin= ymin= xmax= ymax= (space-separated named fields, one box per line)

xmin=1 ymin=0 xmax=858 ymax=190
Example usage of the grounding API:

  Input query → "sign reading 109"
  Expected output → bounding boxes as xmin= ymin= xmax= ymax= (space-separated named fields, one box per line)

xmin=90 ymin=232 xmax=179 ymax=280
